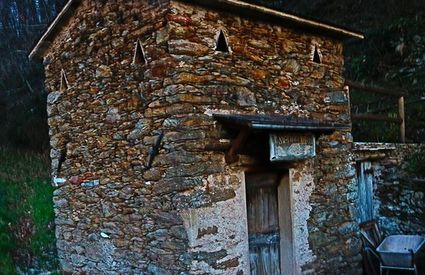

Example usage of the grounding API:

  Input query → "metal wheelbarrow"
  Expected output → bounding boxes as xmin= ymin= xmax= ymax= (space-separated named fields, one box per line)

xmin=376 ymin=235 xmax=425 ymax=275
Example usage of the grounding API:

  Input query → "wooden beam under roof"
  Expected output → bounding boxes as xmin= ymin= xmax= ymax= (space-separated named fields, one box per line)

xmin=225 ymin=128 xmax=250 ymax=164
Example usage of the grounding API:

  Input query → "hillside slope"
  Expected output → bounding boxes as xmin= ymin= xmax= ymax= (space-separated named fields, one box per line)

xmin=345 ymin=12 xmax=425 ymax=142
xmin=0 ymin=148 xmax=57 ymax=273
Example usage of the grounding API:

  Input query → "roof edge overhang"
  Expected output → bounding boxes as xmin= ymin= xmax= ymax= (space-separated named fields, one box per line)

xmin=29 ymin=0 xmax=363 ymax=60
xmin=29 ymin=0 xmax=80 ymax=60
xmin=213 ymin=113 xmax=351 ymax=133
xmin=180 ymin=0 xmax=364 ymax=40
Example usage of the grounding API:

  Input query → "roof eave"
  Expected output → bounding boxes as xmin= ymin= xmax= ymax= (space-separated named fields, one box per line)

xmin=180 ymin=0 xmax=364 ymax=40
xmin=28 ymin=0 xmax=80 ymax=60
xmin=213 ymin=113 xmax=351 ymax=133
xmin=250 ymin=123 xmax=348 ymax=132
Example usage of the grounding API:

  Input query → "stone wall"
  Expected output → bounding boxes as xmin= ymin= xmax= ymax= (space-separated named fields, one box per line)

xmin=354 ymin=143 xmax=425 ymax=236
xmin=42 ymin=0 xmax=360 ymax=273
xmin=301 ymin=132 xmax=361 ymax=274
xmin=45 ymin=1 xmax=179 ymax=273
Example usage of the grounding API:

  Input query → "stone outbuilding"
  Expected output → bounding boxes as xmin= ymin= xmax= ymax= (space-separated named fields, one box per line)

xmin=29 ymin=0 xmax=365 ymax=273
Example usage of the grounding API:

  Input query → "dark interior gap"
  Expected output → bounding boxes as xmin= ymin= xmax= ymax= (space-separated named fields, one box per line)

xmin=216 ymin=30 xmax=229 ymax=52
xmin=313 ymin=46 xmax=321 ymax=63
xmin=134 ymin=41 xmax=147 ymax=64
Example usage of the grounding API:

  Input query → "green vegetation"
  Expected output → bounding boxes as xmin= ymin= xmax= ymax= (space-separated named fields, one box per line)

xmin=346 ymin=12 xmax=425 ymax=142
xmin=404 ymin=147 xmax=425 ymax=178
xmin=0 ymin=147 xmax=57 ymax=274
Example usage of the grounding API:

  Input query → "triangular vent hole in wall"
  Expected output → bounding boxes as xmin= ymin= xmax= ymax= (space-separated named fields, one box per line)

xmin=60 ymin=69 xmax=69 ymax=91
xmin=133 ymin=39 xmax=147 ymax=64
xmin=313 ymin=46 xmax=321 ymax=64
xmin=215 ymin=30 xmax=229 ymax=53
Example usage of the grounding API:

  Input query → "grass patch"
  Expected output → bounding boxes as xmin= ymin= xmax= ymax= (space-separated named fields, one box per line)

xmin=0 ymin=147 xmax=57 ymax=273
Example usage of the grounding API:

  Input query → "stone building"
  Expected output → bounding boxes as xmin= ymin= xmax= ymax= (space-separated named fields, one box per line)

xmin=29 ymin=0 xmax=366 ymax=274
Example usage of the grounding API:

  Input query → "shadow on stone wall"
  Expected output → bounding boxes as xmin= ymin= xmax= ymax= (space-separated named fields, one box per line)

xmin=354 ymin=143 xmax=425 ymax=236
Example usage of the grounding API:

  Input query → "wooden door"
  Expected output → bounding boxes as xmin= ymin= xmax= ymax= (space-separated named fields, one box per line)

xmin=246 ymin=173 xmax=281 ymax=275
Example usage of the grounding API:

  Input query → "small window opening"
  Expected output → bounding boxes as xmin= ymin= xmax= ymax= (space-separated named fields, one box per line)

xmin=133 ymin=39 xmax=147 ymax=65
xmin=313 ymin=46 xmax=321 ymax=64
xmin=215 ymin=30 xmax=229 ymax=53
xmin=60 ymin=69 xmax=69 ymax=91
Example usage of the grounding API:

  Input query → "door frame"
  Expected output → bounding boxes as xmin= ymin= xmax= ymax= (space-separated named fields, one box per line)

xmin=278 ymin=174 xmax=295 ymax=275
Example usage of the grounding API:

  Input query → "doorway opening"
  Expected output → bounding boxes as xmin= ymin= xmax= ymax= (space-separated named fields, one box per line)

xmin=246 ymin=172 xmax=294 ymax=275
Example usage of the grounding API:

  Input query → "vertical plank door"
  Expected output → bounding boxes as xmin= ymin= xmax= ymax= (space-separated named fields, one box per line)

xmin=246 ymin=173 xmax=281 ymax=275
xmin=357 ymin=161 xmax=374 ymax=222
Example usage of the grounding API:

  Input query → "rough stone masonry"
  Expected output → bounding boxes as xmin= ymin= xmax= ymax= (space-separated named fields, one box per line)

xmin=32 ymin=0 xmax=365 ymax=273
xmin=354 ymin=143 xmax=425 ymax=237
